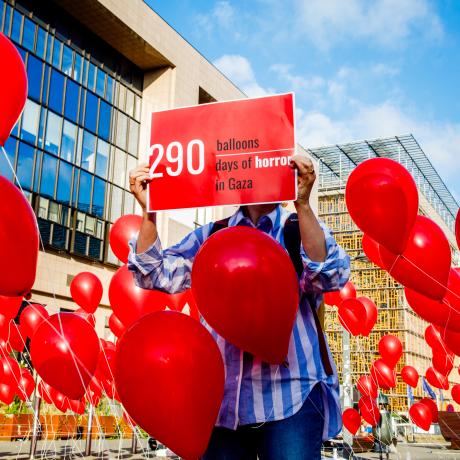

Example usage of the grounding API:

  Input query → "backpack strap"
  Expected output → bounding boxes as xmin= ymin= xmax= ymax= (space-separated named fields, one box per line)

xmin=284 ymin=213 xmax=333 ymax=376
xmin=209 ymin=217 xmax=231 ymax=236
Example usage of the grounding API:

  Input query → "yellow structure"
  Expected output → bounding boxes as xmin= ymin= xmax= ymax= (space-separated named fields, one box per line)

xmin=309 ymin=135 xmax=460 ymax=413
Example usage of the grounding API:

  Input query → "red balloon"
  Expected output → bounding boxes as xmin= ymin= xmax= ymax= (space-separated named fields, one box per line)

xmin=0 ymin=295 xmax=22 ymax=319
xmin=362 ymin=234 xmax=386 ymax=269
xmin=109 ymin=265 xmax=169 ymax=328
xmin=191 ymin=227 xmax=299 ymax=364
xmin=401 ymin=366 xmax=419 ymax=388
xmin=19 ymin=303 xmax=49 ymax=339
xmin=86 ymin=376 xmax=103 ymax=406
xmin=108 ymin=314 xmax=125 ymax=338
xmin=379 ymin=335 xmax=402 ymax=368
xmin=1 ymin=356 xmax=21 ymax=387
xmin=425 ymin=325 xmax=449 ymax=353
xmin=444 ymin=268 xmax=460 ymax=324
xmin=360 ymin=297 xmax=378 ymax=337
xmin=342 ymin=408 xmax=361 ymax=435
xmin=346 ymin=158 xmax=418 ymax=254
xmin=30 ymin=313 xmax=100 ymax=399
xmin=379 ymin=216 xmax=451 ymax=300
xmin=38 ymin=381 xmax=53 ymax=404
xmin=425 ymin=366 xmax=449 ymax=390
xmin=338 ymin=298 xmax=366 ymax=336
xmin=17 ymin=368 xmax=35 ymax=401
xmin=98 ymin=346 xmax=116 ymax=380
xmin=409 ymin=403 xmax=432 ymax=431
xmin=442 ymin=327 xmax=460 ymax=357
xmin=432 ymin=351 xmax=455 ymax=377
xmin=357 ymin=375 xmax=377 ymax=398
xmin=0 ymin=313 xmax=9 ymax=341
xmin=49 ymin=387 xmax=68 ymax=413
xmin=371 ymin=359 xmax=396 ymax=389
xmin=0 ymin=177 xmax=39 ymax=297
xmin=456 ymin=210 xmax=460 ymax=250
xmin=70 ymin=272 xmax=103 ymax=314
xmin=405 ymin=287 xmax=458 ymax=331
xmin=420 ymin=397 xmax=438 ymax=423
xmin=115 ymin=311 xmax=225 ymax=460
xmin=109 ymin=215 xmax=143 ymax=263
xmin=451 ymin=384 xmax=460 ymax=405
xmin=74 ymin=308 xmax=96 ymax=328
xmin=358 ymin=395 xmax=381 ymax=426
xmin=0 ymin=33 xmax=27 ymax=145
xmin=8 ymin=320 xmax=26 ymax=352
xmin=324 ymin=281 xmax=357 ymax=307
xmin=0 ymin=383 xmax=16 ymax=405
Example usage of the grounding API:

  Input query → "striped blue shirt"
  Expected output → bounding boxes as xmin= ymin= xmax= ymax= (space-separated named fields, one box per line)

xmin=127 ymin=205 xmax=350 ymax=440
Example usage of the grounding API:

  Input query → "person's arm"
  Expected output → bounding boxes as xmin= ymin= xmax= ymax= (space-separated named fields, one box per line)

xmin=290 ymin=155 xmax=350 ymax=294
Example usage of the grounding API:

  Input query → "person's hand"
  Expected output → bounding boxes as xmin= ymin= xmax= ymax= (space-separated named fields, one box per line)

xmin=289 ymin=155 xmax=316 ymax=206
xmin=129 ymin=163 xmax=151 ymax=212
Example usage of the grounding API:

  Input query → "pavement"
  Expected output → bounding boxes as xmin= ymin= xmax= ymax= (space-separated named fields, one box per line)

xmin=0 ymin=440 xmax=459 ymax=459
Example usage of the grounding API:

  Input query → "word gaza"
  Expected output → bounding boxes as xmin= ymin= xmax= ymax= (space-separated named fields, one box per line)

xmin=149 ymin=139 xmax=205 ymax=178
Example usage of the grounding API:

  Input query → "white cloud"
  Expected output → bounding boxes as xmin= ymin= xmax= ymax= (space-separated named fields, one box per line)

xmin=294 ymin=0 xmax=443 ymax=50
xmin=213 ymin=55 xmax=270 ymax=97
xmin=195 ymin=1 xmax=242 ymax=40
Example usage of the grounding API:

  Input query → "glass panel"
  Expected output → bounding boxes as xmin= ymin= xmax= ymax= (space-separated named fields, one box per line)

xmin=118 ymin=84 xmax=126 ymax=111
xmin=16 ymin=142 xmax=34 ymax=190
xmin=126 ymin=90 xmax=134 ymax=118
xmin=88 ymin=237 xmax=101 ymax=259
xmin=64 ymin=79 xmax=79 ymax=123
xmin=38 ymin=107 xmax=46 ymax=148
xmin=124 ymin=190 xmax=134 ymax=215
xmin=81 ymin=131 xmax=96 ymax=172
xmin=20 ymin=99 xmax=40 ymax=144
xmin=52 ymin=38 xmax=62 ymax=69
xmin=110 ymin=186 xmax=122 ymax=222
xmin=96 ymin=220 xmax=104 ymax=239
xmin=87 ymin=62 xmax=96 ymax=91
xmin=116 ymin=112 xmax=127 ymax=150
xmin=27 ymin=55 xmax=42 ymax=101
xmin=85 ymin=215 xmax=95 ymax=235
xmin=40 ymin=154 xmax=57 ymax=198
xmin=16 ymin=47 xmax=26 ymax=63
xmin=44 ymin=111 xmax=61 ymax=155
xmin=84 ymin=92 xmax=98 ymax=133
xmin=22 ymin=18 xmax=35 ymax=52
xmin=95 ymin=69 xmax=105 ymax=97
xmin=126 ymin=155 xmax=137 ymax=189
xmin=57 ymin=161 xmax=73 ymax=204
xmin=128 ymin=119 xmax=139 ymax=156
xmin=62 ymin=45 xmax=73 ymax=76
xmin=61 ymin=120 xmax=77 ymax=162
xmin=36 ymin=27 xmax=46 ymax=59
xmin=95 ymin=139 xmax=109 ymax=178
xmin=34 ymin=150 xmax=42 ymax=192
xmin=11 ymin=10 xmax=22 ymax=43
xmin=134 ymin=95 xmax=142 ymax=121
xmin=38 ymin=197 xmax=49 ymax=220
xmin=74 ymin=54 xmax=83 ymax=83
xmin=78 ymin=170 xmax=92 ymax=212
xmin=0 ymin=137 xmax=16 ymax=181
xmin=49 ymin=202 xmax=59 ymax=223
xmin=48 ymin=70 xmax=64 ymax=113
xmin=113 ymin=149 xmax=126 ymax=187
xmin=0 ymin=3 xmax=4 ymax=32
xmin=42 ymin=65 xmax=50 ymax=104
xmin=98 ymin=100 xmax=111 ymax=141
xmin=3 ymin=5 xmax=11 ymax=35
xmin=106 ymin=75 xmax=113 ymax=103
xmin=45 ymin=34 xmax=53 ymax=63
xmin=61 ymin=206 xmax=70 ymax=226
xmin=92 ymin=178 xmax=105 ymax=217
xmin=76 ymin=211 xmax=85 ymax=232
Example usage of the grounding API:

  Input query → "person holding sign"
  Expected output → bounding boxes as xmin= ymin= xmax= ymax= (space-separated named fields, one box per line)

xmin=128 ymin=155 xmax=350 ymax=460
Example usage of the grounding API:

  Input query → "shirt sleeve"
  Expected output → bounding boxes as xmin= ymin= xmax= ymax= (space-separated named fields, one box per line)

xmin=127 ymin=223 xmax=212 ymax=294
xmin=299 ymin=222 xmax=350 ymax=294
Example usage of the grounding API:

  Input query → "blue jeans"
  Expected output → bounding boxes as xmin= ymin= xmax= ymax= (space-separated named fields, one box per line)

xmin=201 ymin=383 xmax=324 ymax=460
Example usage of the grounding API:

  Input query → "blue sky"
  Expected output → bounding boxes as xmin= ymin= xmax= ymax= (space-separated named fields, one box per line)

xmin=146 ymin=0 xmax=460 ymax=203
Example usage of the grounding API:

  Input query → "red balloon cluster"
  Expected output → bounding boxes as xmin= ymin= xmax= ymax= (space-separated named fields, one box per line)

xmin=324 ymin=281 xmax=356 ymax=307
xmin=338 ymin=296 xmax=377 ymax=337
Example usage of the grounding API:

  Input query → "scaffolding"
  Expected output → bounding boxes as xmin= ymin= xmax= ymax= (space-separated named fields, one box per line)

xmin=314 ymin=135 xmax=460 ymax=413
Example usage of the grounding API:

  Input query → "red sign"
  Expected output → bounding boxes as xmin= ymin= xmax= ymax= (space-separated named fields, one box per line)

xmin=147 ymin=93 xmax=296 ymax=212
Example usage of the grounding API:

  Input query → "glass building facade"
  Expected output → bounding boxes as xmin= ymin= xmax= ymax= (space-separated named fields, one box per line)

xmin=0 ymin=0 xmax=142 ymax=263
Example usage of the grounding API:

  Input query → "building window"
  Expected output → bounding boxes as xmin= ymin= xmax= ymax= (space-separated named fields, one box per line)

xmin=95 ymin=69 xmax=106 ymax=97
xmin=93 ymin=178 xmax=105 ymax=217
xmin=87 ymin=62 xmax=96 ymax=92
xmin=22 ymin=18 xmax=36 ymax=52
xmin=16 ymin=142 xmax=34 ymax=190
xmin=11 ymin=10 xmax=22 ymax=43
xmin=84 ymin=92 xmax=98 ymax=133
xmin=56 ymin=160 xmax=73 ymax=205
xmin=61 ymin=120 xmax=77 ymax=163
xmin=81 ymin=131 xmax=96 ymax=172
xmin=44 ymin=111 xmax=62 ymax=155
xmin=126 ymin=90 xmax=134 ymax=118
xmin=98 ymin=100 xmax=111 ymax=141
xmin=0 ymin=137 xmax=16 ymax=181
xmin=95 ymin=139 xmax=109 ymax=178
xmin=52 ymin=38 xmax=62 ymax=69
xmin=73 ymin=54 xmax=83 ymax=83
xmin=115 ymin=112 xmax=127 ymax=150
xmin=78 ymin=170 xmax=92 ymax=213
xmin=64 ymin=79 xmax=79 ymax=123
xmin=40 ymin=154 xmax=57 ymax=198
xmin=49 ymin=70 xmax=65 ymax=114
xmin=113 ymin=149 xmax=126 ymax=187
xmin=27 ymin=55 xmax=43 ymax=101
xmin=126 ymin=155 xmax=137 ymax=189
xmin=110 ymin=185 xmax=122 ymax=222
xmin=62 ymin=45 xmax=73 ymax=76
xmin=20 ymin=99 xmax=40 ymax=144
xmin=36 ymin=27 xmax=46 ymax=59
xmin=106 ymin=75 xmax=114 ymax=103
xmin=128 ymin=119 xmax=139 ymax=156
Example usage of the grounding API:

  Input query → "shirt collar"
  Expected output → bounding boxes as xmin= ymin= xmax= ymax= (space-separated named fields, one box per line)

xmin=231 ymin=205 xmax=283 ymax=233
